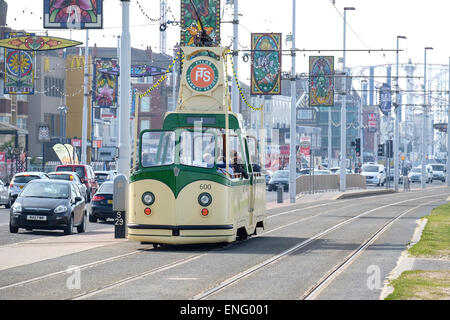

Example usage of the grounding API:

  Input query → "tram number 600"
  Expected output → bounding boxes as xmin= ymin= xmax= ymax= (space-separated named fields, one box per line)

xmin=200 ymin=184 xmax=212 ymax=190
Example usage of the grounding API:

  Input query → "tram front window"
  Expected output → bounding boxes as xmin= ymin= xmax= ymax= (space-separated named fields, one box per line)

xmin=141 ymin=131 xmax=176 ymax=167
xmin=180 ymin=131 xmax=217 ymax=169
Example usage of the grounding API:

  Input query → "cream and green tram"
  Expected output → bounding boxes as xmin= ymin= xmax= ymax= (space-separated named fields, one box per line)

xmin=126 ymin=46 xmax=266 ymax=246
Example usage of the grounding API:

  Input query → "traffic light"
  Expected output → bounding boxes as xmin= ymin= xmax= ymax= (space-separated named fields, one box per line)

xmin=378 ymin=144 xmax=384 ymax=157
xmin=386 ymin=140 xmax=393 ymax=158
xmin=355 ymin=138 xmax=361 ymax=157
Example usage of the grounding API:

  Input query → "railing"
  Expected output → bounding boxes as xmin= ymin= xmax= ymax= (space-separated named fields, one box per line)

xmin=296 ymin=174 xmax=366 ymax=194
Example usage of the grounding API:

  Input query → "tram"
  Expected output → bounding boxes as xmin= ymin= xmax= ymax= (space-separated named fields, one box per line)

xmin=126 ymin=45 xmax=267 ymax=246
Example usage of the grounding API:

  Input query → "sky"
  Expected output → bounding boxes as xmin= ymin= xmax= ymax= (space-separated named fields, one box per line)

xmin=5 ymin=0 xmax=450 ymax=85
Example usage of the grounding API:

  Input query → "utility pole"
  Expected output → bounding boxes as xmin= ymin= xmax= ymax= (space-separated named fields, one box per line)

xmin=118 ymin=0 xmax=131 ymax=177
xmin=340 ymin=7 xmax=355 ymax=192
xmin=232 ymin=0 xmax=239 ymax=114
xmin=394 ymin=35 xmax=406 ymax=192
xmin=160 ymin=0 xmax=167 ymax=55
xmin=289 ymin=0 xmax=297 ymax=203
xmin=81 ymin=30 xmax=89 ymax=165
xmin=447 ymin=57 xmax=450 ymax=187
xmin=422 ymin=47 xmax=433 ymax=189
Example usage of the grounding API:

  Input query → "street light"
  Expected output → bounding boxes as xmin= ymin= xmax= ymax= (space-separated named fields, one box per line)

xmin=340 ymin=6 xmax=355 ymax=192
xmin=422 ymin=47 xmax=433 ymax=189
xmin=394 ymin=35 xmax=406 ymax=192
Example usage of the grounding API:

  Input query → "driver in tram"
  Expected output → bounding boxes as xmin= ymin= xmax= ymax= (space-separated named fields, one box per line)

xmin=231 ymin=150 xmax=249 ymax=179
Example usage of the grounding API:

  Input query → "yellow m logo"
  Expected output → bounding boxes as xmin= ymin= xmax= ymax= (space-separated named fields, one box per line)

xmin=70 ymin=56 xmax=84 ymax=69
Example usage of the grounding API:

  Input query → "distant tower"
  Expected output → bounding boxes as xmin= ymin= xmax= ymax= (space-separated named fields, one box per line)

xmin=0 ymin=0 xmax=7 ymax=26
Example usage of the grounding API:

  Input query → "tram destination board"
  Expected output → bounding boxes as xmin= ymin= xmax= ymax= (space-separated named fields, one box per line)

xmin=186 ymin=116 xmax=217 ymax=125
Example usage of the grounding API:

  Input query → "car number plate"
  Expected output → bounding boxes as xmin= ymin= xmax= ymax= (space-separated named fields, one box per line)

xmin=27 ymin=215 xmax=47 ymax=221
xmin=19 ymin=186 xmax=24 ymax=189
xmin=107 ymin=200 xmax=113 ymax=204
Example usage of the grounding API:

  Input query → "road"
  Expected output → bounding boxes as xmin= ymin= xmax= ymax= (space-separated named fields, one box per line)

xmin=0 ymin=184 xmax=447 ymax=300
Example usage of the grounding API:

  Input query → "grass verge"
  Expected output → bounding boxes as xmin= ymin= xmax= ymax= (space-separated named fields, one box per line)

xmin=385 ymin=202 xmax=450 ymax=300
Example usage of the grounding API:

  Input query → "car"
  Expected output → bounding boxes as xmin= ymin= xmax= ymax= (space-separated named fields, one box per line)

xmin=430 ymin=164 xmax=446 ymax=182
xmin=56 ymin=164 xmax=98 ymax=202
xmin=6 ymin=172 xmax=49 ymax=208
xmin=298 ymin=168 xmax=311 ymax=176
xmin=267 ymin=170 xmax=290 ymax=191
xmin=408 ymin=166 xmax=433 ymax=184
xmin=313 ymin=170 xmax=332 ymax=175
xmin=330 ymin=167 xmax=352 ymax=175
xmin=9 ymin=179 xmax=87 ymax=235
xmin=388 ymin=167 xmax=403 ymax=184
xmin=89 ymin=181 xmax=114 ymax=223
xmin=94 ymin=171 xmax=115 ymax=186
xmin=47 ymin=171 xmax=88 ymax=202
xmin=360 ymin=164 xmax=386 ymax=186
xmin=0 ymin=178 xmax=9 ymax=207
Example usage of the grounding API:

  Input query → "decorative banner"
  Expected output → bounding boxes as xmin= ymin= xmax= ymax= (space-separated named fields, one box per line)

xmin=94 ymin=58 xmax=119 ymax=108
xmin=299 ymin=136 xmax=311 ymax=157
xmin=44 ymin=0 xmax=103 ymax=29
xmin=251 ymin=33 xmax=282 ymax=95
xmin=131 ymin=65 xmax=167 ymax=78
xmin=180 ymin=0 xmax=220 ymax=46
xmin=64 ymin=144 xmax=79 ymax=164
xmin=4 ymin=50 xmax=35 ymax=95
xmin=0 ymin=35 xmax=82 ymax=51
xmin=379 ymin=83 xmax=392 ymax=116
xmin=309 ymin=56 xmax=334 ymax=106
xmin=368 ymin=113 xmax=377 ymax=133
xmin=37 ymin=124 xmax=51 ymax=142
xmin=53 ymin=144 xmax=73 ymax=165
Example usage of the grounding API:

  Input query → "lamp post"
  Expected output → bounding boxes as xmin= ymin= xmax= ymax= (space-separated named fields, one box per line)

xmin=447 ymin=57 xmax=450 ymax=187
xmin=394 ymin=35 xmax=406 ymax=192
xmin=289 ymin=0 xmax=297 ymax=203
xmin=422 ymin=47 xmax=433 ymax=189
xmin=340 ymin=6 xmax=355 ymax=192
xmin=118 ymin=0 xmax=131 ymax=177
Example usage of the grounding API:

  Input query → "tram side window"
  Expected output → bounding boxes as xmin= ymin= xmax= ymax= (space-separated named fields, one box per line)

xmin=247 ymin=136 xmax=261 ymax=173
xmin=228 ymin=135 xmax=249 ymax=179
xmin=180 ymin=131 xmax=216 ymax=168
xmin=141 ymin=131 xmax=175 ymax=167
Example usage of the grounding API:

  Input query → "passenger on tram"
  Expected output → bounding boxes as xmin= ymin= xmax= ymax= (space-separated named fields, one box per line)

xmin=217 ymin=156 xmax=234 ymax=175
xmin=202 ymin=152 xmax=215 ymax=168
xmin=231 ymin=150 xmax=249 ymax=179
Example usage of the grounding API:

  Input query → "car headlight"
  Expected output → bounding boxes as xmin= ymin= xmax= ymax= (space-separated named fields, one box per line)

xmin=12 ymin=202 xmax=22 ymax=213
xmin=54 ymin=205 xmax=68 ymax=214
xmin=198 ymin=193 xmax=212 ymax=207
xmin=142 ymin=192 xmax=155 ymax=206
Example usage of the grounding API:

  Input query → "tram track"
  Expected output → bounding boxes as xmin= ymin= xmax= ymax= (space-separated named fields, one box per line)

xmin=191 ymin=192 xmax=447 ymax=300
xmin=0 ymin=188 xmax=445 ymax=299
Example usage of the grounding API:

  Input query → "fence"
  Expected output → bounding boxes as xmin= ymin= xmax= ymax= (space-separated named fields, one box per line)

xmin=296 ymin=174 xmax=366 ymax=194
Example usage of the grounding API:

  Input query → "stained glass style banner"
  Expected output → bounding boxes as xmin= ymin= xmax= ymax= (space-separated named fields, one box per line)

xmin=131 ymin=65 xmax=167 ymax=78
xmin=94 ymin=58 xmax=118 ymax=108
xmin=309 ymin=56 xmax=334 ymax=106
xmin=44 ymin=0 xmax=103 ymax=29
xmin=4 ymin=50 xmax=35 ymax=95
xmin=251 ymin=33 xmax=282 ymax=96
xmin=180 ymin=0 xmax=220 ymax=46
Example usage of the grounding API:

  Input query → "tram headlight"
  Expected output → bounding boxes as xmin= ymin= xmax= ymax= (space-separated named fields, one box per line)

xmin=142 ymin=192 xmax=155 ymax=206
xmin=198 ymin=193 xmax=212 ymax=207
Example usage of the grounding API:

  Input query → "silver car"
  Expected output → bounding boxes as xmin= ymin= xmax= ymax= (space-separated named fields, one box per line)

xmin=7 ymin=172 xmax=49 ymax=208
xmin=0 ymin=178 xmax=9 ymax=207
xmin=47 ymin=171 xmax=88 ymax=202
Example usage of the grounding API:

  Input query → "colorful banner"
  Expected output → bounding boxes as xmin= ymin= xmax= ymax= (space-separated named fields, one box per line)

xmin=309 ymin=56 xmax=334 ymax=106
xmin=251 ymin=33 xmax=282 ymax=96
xmin=180 ymin=0 xmax=220 ymax=46
xmin=131 ymin=65 xmax=167 ymax=78
xmin=379 ymin=83 xmax=392 ymax=116
xmin=44 ymin=0 xmax=103 ymax=29
xmin=4 ymin=50 xmax=35 ymax=95
xmin=0 ymin=36 xmax=82 ymax=51
xmin=368 ymin=113 xmax=377 ymax=133
xmin=53 ymin=144 xmax=73 ymax=165
xmin=94 ymin=58 xmax=119 ymax=108
xmin=299 ymin=136 xmax=311 ymax=157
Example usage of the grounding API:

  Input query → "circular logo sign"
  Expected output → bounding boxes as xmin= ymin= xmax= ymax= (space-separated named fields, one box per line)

xmin=186 ymin=60 xmax=219 ymax=92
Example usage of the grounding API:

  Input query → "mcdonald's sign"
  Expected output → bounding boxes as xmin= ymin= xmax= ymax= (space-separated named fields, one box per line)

xmin=70 ymin=56 xmax=85 ymax=69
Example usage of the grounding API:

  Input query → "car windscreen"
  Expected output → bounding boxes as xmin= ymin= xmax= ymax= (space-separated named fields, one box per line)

xmin=431 ymin=165 xmax=444 ymax=171
xmin=21 ymin=183 xmax=70 ymax=199
xmin=362 ymin=165 xmax=380 ymax=173
xmin=13 ymin=175 xmax=41 ymax=184
xmin=273 ymin=171 xmax=289 ymax=178
xmin=96 ymin=174 xmax=109 ymax=181
xmin=411 ymin=168 xmax=421 ymax=173
xmin=97 ymin=183 xmax=113 ymax=194
xmin=48 ymin=174 xmax=73 ymax=181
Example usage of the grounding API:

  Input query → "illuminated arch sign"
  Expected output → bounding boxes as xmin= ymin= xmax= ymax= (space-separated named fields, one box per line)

xmin=44 ymin=0 xmax=103 ymax=29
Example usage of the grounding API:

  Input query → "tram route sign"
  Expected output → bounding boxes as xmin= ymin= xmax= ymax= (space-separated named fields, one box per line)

xmin=113 ymin=174 xmax=128 ymax=239
xmin=186 ymin=59 xmax=219 ymax=92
